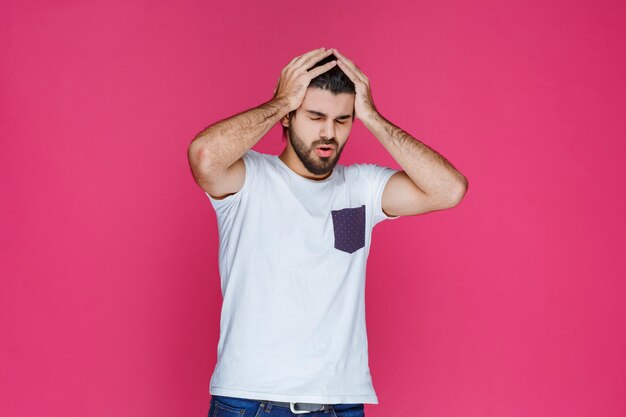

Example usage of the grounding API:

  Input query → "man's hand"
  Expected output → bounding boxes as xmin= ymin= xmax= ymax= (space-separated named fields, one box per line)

xmin=333 ymin=49 xmax=378 ymax=122
xmin=272 ymin=47 xmax=338 ymax=112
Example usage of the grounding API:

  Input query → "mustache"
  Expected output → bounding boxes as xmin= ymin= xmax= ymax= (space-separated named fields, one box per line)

xmin=314 ymin=141 xmax=337 ymax=147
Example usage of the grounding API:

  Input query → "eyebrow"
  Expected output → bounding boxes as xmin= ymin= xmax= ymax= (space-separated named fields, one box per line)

xmin=304 ymin=109 xmax=352 ymax=120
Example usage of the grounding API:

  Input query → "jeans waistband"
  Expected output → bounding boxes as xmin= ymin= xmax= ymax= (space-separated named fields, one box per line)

xmin=212 ymin=395 xmax=363 ymax=414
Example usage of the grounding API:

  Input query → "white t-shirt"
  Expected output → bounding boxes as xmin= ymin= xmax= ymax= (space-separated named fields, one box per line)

xmin=205 ymin=149 xmax=400 ymax=404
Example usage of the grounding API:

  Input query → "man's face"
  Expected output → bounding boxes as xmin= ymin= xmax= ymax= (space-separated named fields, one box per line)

xmin=284 ymin=88 xmax=355 ymax=176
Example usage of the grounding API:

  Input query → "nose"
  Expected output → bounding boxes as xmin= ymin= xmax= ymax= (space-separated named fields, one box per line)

xmin=320 ymin=121 xmax=336 ymax=140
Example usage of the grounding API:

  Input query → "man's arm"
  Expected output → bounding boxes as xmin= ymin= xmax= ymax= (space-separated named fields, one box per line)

xmin=333 ymin=48 xmax=468 ymax=217
xmin=362 ymin=112 xmax=468 ymax=216
xmin=187 ymin=97 xmax=290 ymax=197
xmin=187 ymin=47 xmax=338 ymax=198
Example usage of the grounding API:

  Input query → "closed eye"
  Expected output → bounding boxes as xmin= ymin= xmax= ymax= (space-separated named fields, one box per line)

xmin=310 ymin=117 xmax=345 ymax=125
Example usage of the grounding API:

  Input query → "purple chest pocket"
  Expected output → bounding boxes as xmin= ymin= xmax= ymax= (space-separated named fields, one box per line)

xmin=331 ymin=204 xmax=366 ymax=254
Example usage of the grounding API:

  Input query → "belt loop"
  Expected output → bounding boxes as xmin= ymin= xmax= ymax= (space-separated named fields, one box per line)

xmin=265 ymin=401 xmax=274 ymax=413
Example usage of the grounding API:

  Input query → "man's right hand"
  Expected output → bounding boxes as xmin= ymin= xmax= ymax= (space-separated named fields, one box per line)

xmin=189 ymin=49 xmax=337 ymax=198
xmin=272 ymin=47 xmax=337 ymax=112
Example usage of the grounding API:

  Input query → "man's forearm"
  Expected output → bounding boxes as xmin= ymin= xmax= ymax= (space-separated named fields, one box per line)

xmin=189 ymin=97 xmax=291 ymax=170
xmin=362 ymin=111 xmax=468 ymax=203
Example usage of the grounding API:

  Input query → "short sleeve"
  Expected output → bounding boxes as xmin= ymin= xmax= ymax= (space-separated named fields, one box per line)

xmin=205 ymin=150 xmax=258 ymax=216
xmin=363 ymin=163 xmax=401 ymax=226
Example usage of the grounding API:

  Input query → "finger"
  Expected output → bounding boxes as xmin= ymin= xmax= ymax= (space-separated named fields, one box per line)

xmin=291 ymin=47 xmax=327 ymax=68
xmin=282 ymin=56 xmax=304 ymax=75
xmin=306 ymin=60 xmax=338 ymax=79
xmin=285 ymin=48 xmax=327 ymax=77
xmin=295 ymin=48 xmax=333 ymax=71
xmin=284 ymin=48 xmax=320 ymax=70
xmin=334 ymin=50 xmax=367 ymax=83
xmin=332 ymin=48 xmax=357 ymax=67
xmin=337 ymin=59 xmax=367 ymax=85
xmin=336 ymin=59 xmax=361 ymax=84
xmin=334 ymin=50 xmax=364 ymax=76
xmin=286 ymin=55 xmax=301 ymax=67
xmin=297 ymin=48 xmax=335 ymax=71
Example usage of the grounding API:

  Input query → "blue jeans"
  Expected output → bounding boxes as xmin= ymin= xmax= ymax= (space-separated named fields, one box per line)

xmin=208 ymin=395 xmax=365 ymax=417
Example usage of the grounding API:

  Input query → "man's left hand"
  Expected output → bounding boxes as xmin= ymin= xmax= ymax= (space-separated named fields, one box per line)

xmin=333 ymin=48 xmax=379 ymax=122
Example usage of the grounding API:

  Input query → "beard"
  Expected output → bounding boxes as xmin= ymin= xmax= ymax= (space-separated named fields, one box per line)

xmin=287 ymin=124 xmax=346 ymax=176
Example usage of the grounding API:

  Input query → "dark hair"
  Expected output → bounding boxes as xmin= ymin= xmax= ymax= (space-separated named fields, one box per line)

xmin=281 ymin=54 xmax=356 ymax=141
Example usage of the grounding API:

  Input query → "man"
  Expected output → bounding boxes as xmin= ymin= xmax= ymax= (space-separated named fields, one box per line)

xmin=188 ymin=47 xmax=467 ymax=416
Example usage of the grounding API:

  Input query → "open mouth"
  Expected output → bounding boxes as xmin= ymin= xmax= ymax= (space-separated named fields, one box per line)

xmin=315 ymin=146 xmax=334 ymax=157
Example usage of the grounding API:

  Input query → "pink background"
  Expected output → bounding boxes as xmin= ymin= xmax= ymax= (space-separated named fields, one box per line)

xmin=2 ymin=1 xmax=625 ymax=416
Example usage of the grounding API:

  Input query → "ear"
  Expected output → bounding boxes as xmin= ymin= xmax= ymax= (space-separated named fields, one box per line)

xmin=280 ymin=114 xmax=291 ymax=128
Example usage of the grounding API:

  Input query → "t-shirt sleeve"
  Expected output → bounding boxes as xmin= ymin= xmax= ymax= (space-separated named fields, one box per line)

xmin=205 ymin=150 xmax=258 ymax=216
xmin=362 ymin=163 xmax=402 ymax=226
